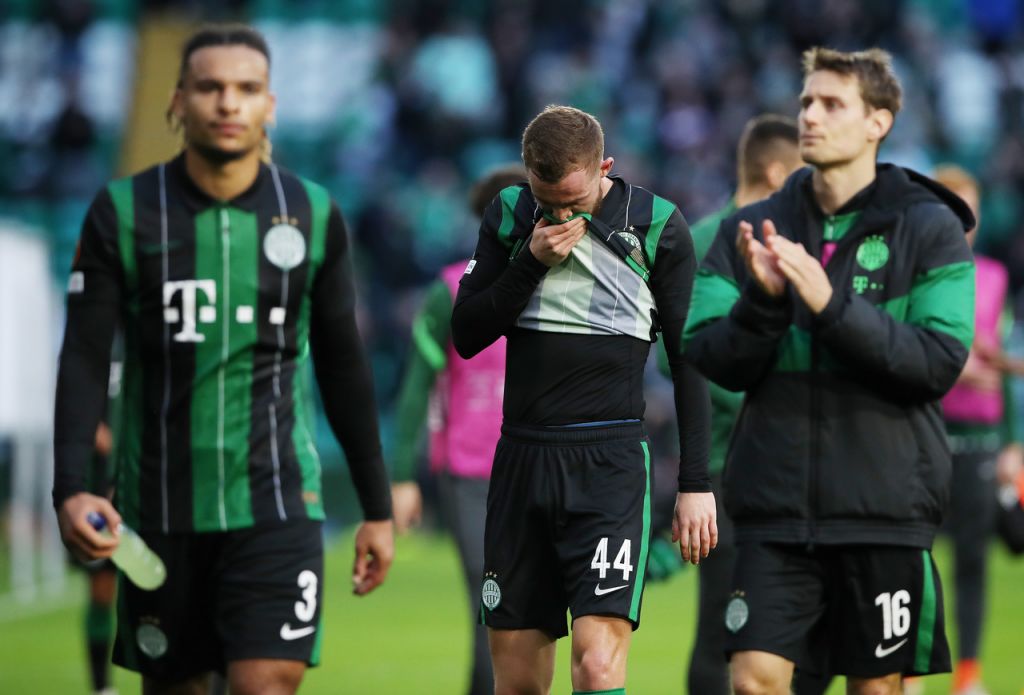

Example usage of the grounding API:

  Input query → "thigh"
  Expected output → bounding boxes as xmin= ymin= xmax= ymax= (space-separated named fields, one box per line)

xmin=558 ymin=437 xmax=652 ymax=629
xmin=482 ymin=438 xmax=567 ymax=638
xmin=828 ymin=546 xmax=951 ymax=678
xmin=113 ymin=532 xmax=222 ymax=681
xmin=216 ymin=519 xmax=324 ymax=667
xmin=724 ymin=543 xmax=829 ymax=675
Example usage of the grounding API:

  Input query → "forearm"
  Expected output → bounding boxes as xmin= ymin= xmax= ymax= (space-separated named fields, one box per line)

xmin=451 ymin=249 xmax=548 ymax=358
xmin=390 ymin=352 xmax=438 ymax=482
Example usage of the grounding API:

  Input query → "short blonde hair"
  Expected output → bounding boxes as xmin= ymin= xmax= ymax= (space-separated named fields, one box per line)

xmin=521 ymin=105 xmax=604 ymax=183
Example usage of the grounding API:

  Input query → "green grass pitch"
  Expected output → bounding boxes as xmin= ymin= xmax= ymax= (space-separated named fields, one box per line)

xmin=2 ymin=533 xmax=1022 ymax=693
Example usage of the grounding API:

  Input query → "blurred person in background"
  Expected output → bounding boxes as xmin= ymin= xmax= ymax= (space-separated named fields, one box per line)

xmin=52 ymin=24 xmax=393 ymax=695
xmin=452 ymin=105 xmax=715 ymax=695
xmin=390 ymin=162 xmax=526 ymax=695
xmin=685 ymin=47 xmax=975 ymax=695
xmin=664 ymin=113 xmax=833 ymax=695
xmin=933 ymin=164 xmax=1024 ymax=695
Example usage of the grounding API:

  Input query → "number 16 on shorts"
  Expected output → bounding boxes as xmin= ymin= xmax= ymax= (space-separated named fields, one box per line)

xmin=591 ymin=537 xmax=633 ymax=596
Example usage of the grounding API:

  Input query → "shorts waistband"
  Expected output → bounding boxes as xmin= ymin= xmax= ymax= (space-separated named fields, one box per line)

xmin=500 ymin=421 xmax=645 ymax=445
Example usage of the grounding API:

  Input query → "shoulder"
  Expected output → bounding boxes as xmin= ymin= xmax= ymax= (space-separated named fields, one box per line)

xmin=483 ymin=183 xmax=536 ymax=247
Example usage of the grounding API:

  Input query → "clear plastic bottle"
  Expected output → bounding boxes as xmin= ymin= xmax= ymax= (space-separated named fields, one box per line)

xmin=87 ymin=512 xmax=166 ymax=590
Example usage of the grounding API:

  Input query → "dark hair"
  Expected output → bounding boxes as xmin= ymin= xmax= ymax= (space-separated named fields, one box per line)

xmin=801 ymin=46 xmax=902 ymax=116
xmin=468 ymin=164 xmax=527 ymax=218
xmin=737 ymin=114 xmax=799 ymax=187
xmin=175 ymin=24 xmax=271 ymax=88
xmin=521 ymin=105 xmax=604 ymax=183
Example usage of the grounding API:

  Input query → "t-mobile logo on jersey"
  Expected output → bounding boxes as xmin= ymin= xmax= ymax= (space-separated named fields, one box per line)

xmin=163 ymin=279 xmax=217 ymax=343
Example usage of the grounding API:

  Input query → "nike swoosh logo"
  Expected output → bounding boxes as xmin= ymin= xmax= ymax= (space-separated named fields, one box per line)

xmin=874 ymin=638 xmax=908 ymax=658
xmin=594 ymin=584 xmax=628 ymax=596
xmin=280 ymin=623 xmax=316 ymax=641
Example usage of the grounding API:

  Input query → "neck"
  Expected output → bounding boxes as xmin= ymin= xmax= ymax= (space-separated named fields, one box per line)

xmin=184 ymin=147 xmax=262 ymax=201
xmin=735 ymin=183 xmax=776 ymax=208
xmin=811 ymin=155 xmax=876 ymax=215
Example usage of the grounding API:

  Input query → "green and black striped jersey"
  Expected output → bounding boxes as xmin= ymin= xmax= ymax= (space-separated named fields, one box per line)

xmin=54 ymin=154 xmax=391 ymax=533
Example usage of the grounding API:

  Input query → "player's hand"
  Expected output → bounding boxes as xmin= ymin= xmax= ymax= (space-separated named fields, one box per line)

xmin=352 ymin=519 xmax=394 ymax=596
xmin=94 ymin=422 xmax=113 ymax=457
xmin=671 ymin=491 xmax=718 ymax=565
xmin=997 ymin=443 xmax=1024 ymax=486
xmin=390 ymin=482 xmax=422 ymax=534
xmin=957 ymin=350 xmax=1001 ymax=392
xmin=57 ymin=492 xmax=121 ymax=562
xmin=528 ymin=216 xmax=588 ymax=267
xmin=736 ymin=219 xmax=787 ymax=297
xmin=767 ymin=233 xmax=833 ymax=313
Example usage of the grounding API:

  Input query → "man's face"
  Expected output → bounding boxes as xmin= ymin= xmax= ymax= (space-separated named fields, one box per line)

xmin=798 ymin=70 xmax=887 ymax=170
xmin=172 ymin=45 xmax=275 ymax=163
xmin=528 ymin=157 xmax=612 ymax=222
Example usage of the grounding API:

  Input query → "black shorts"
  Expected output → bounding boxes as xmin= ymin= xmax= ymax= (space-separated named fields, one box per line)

xmin=724 ymin=542 xmax=951 ymax=678
xmin=481 ymin=422 xmax=653 ymax=638
xmin=113 ymin=519 xmax=324 ymax=681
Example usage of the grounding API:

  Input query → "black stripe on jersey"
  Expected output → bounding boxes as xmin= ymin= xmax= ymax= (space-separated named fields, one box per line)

xmin=247 ymin=170 xmax=313 ymax=524
xmin=132 ymin=166 xmax=196 ymax=531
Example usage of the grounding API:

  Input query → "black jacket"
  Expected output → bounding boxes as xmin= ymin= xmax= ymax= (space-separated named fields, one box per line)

xmin=684 ymin=165 xmax=976 ymax=547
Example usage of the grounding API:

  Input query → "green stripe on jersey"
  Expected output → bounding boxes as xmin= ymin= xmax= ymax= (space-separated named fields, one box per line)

xmin=907 ymin=261 xmax=975 ymax=349
xmin=109 ymin=179 xmax=141 ymax=527
xmin=108 ymin=178 xmax=136 ymax=292
xmin=295 ymin=178 xmax=331 ymax=519
xmin=913 ymin=550 xmax=938 ymax=672
xmin=683 ymin=270 xmax=739 ymax=346
xmin=497 ymin=186 xmax=523 ymax=249
xmin=629 ymin=441 xmax=652 ymax=622
xmin=190 ymin=206 xmax=257 ymax=530
xmin=645 ymin=195 xmax=675 ymax=269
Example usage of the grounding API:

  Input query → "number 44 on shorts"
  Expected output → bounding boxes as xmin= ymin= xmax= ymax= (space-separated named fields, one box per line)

xmin=591 ymin=537 xmax=633 ymax=581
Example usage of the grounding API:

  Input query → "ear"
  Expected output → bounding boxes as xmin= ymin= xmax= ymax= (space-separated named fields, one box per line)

xmin=266 ymin=91 xmax=277 ymax=127
xmin=170 ymin=86 xmax=185 ymax=123
xmin=868 ymin=108 xmax=894 ymax=144
xmin=764 ymin=161 xmax=788 ymax=191
xmin=599 ymin=156 xmax=614 ymax=177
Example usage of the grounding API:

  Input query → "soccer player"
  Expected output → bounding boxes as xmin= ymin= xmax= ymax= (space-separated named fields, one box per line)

xmin=684 ymin=48 xmax=975 ymax=695
xmin=390 ymin=163 xmax=526 ymax=695
xmin=53 ymin=24 xmax=393 ymax=695
xmin=933 ymin=164 xmax=1023 ymax=695
xmin=452 ymin=105 xmax=716 ymax=695
xmin=671 ymin=114 xmax=811 ymax=695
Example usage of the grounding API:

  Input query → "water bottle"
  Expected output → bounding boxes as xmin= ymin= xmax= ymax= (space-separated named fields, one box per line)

xmin=86 ymin=512 xmax=167 ymax=590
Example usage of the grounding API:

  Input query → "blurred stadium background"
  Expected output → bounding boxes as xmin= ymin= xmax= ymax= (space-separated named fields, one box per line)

xmin=1 ymin=0 xmax=1024 ymax=692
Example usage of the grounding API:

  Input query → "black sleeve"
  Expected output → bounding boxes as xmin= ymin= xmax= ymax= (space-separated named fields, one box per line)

xmin=450 ymin=196 xmax=549 ymax=358
xmin=53 ymin=188 xmax=122 ymax=508
xmin=309 ymin=204 xmax=391 ymax=521
xmin=815 ymin=205 xmax=974 ymax=403
xmin=652 ymin=209 xmax=711 ymax=493
xmin=683 ymin=209 xmax=794 ymax=391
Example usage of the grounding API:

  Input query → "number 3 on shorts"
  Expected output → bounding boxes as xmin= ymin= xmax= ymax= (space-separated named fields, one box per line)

xmin=591 ymin=537 xmax=634 ymax=581
xmin=295 ymin=570 xmax=318 ymax=622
